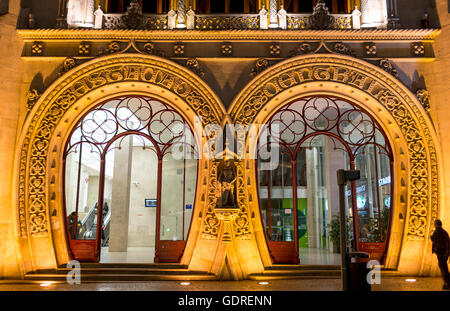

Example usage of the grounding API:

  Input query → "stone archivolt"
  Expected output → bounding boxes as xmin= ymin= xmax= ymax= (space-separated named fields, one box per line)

xmin=17 ymin=55 xmax=224 ymax=239
xmin=230 ymin=55 xmax=439 ymax=243
xmin=15 ymin=52 xmax=440 ymax=277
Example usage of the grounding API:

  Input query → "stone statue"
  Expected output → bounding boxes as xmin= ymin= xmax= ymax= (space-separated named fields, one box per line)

xmin=67 ymin=0 xmax=94 ymax=28
xmin=216 ymin=160 xmax=238 ymax=209
xmin=278 ymin=5 xmax=287 ymax=30
xmin=121 ymin=0 xmax=144 ymax=29
xmin=352 ymin=6 xmax=361 ymax=29
xmin=308 ymin=0 xmax=335 ymax=30
xmin=186 ymin=6 xmax=195 ymax=30
xmin=259 ymin=5 xmax=268 ymax=30
xmin=94 ymin=5 xmax=103 ymax=29
xmin=168 ymin=7 xmax=177 ymax=30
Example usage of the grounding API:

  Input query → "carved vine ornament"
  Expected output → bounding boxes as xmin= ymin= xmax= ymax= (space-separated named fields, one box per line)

xmin=18 ymin=56 xmax=437 ymax=244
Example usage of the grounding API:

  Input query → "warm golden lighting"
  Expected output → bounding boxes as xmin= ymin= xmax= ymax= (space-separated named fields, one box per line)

xmin=179 ymin=282 xmax=191 ymax=286
xmin=405 ymin=279 xmax=417 ymax=283
xmin=258 ymin=281 xmax=270 ymax=285
xmin=39 ymin=281 xmax=55 ymax=287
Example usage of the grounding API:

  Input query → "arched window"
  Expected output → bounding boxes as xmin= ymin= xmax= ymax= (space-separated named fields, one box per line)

xmin=257 ymin=97 xmax=393 ymax=264
xmin=64 ymin=96 xmax=198 ymax=263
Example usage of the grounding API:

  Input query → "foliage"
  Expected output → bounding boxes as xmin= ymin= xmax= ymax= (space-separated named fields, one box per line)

xmin=327 ymin=215 xmax=351 ymax=252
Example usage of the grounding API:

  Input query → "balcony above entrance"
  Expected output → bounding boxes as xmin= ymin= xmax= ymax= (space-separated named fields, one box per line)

xmin=16 ymin=0 xmax=440 ymax=31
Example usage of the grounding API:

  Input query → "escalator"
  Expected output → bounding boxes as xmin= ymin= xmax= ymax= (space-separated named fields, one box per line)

xmin=79 ymin=203 xmax=98 ymax=239
xmin=78 ymin=203 xmax=111 ymax=243
xmin=101 ymin=210 xmax=111 ymax=247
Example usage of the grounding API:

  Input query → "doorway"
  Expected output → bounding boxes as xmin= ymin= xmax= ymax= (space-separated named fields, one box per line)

xmin=257 ymin=96 xmax=393 ymax=264
xmin=63 ymin=96 xmax=198 ymax=263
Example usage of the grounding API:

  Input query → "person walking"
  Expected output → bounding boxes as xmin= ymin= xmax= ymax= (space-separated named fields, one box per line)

xmin=431 ymin=219 xmax=450 ymax=290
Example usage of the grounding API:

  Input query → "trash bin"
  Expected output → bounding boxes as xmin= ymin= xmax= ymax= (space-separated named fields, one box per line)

xmin=348 ymin=251 xmax=371 ymax=291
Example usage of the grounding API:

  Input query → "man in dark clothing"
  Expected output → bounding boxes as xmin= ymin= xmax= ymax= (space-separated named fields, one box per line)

xmin=431 ymin=219 xmax=450 ymax=290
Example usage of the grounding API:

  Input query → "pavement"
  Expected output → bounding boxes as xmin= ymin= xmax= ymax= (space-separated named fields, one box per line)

xmin=0 ymin=277 xmax=448 ymax=291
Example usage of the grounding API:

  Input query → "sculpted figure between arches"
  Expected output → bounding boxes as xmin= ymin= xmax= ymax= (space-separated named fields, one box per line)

xmin=14 ymin=53 xmax=441 ymax=277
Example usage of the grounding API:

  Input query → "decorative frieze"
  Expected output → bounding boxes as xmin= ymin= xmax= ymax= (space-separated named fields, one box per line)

xmin=221 ymin=42 xmax=233 ymax=56
xmin=173 ymin=42 xmax=185 ymax=56
xmin=78 ymin=41 xmax=91 ymax=56
xmin=269 ymin=42 xmax=281 ymax=56
xmin=364 ymin=42 xmax=377 ymax=57
xmin=98 ymin=41 xmax=121 ymax=55
xmin=31 ymin=41 xmax=44 ymax=56
xmin=411 ymin=42 xmax=425 ymax=56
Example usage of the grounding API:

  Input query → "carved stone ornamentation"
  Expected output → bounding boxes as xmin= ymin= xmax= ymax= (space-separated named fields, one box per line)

xmin=173 ymin=42 xmax=185 ymax=56
xmin=250 ymin=58 xmax=270 ymax=77
xmin=377 ymin=58 xmax=398 ymax=77
xmin=18 ymin=55 xmax=224 ymax=238
xmin=230 ymin=55 xmax=439 ymax=241
xmin=58 ymin=57 xmax=77 ymax=76
xmin=78 ymin=41 xmax=92 ymax=56
xmin=416 ymin=89 xmax=430 ymax=112
xmin=269 ymin=42 xmax=281 ymax=56
xmin=26 ymin=89 xmax=40 ymax=111
xmin=221 ymin=42 xmax=233 ymax=56
xmin=308 ymin=0 xmax=335 ymax=30
xmin=215 ymin=159 xmax=238 ymax=209
xmin=288 ymin=43 xmax=311 ymax=57
xmin=333 ymin=42 xmax=354 ymax=57
xmin=364 ymin=42 xmax=377 ymax=57
xmin=185 ymin=58 xmax=204 ymax=78
xmin=411 ymin=42 xmax=425 ymax=56
xmin=121 ymin=0 xmax=144 ymax=29
xmin=31 ymin=41 xmax=44 ymax=56
xmin=98 ymin=41 xmax=121 ymax=55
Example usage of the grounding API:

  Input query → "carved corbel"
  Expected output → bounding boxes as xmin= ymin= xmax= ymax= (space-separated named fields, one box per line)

xmin=250 ymin=58 xmax=270 ymax=77
xmin=26 ymin=89 xmax=41 ymax=111
xmin=58 ymin=57 xmax=77 ymax=76
xmin=185 ymin=58 xmax=205 ymax=78
xmin=377 ymin=59 xmax=398 ymax=77
xmin=416 ymin=89 xmax=430 ymax=112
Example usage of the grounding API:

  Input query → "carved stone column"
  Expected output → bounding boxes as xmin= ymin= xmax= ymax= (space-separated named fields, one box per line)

xmin=360 ymin=0 xmax=388 ymax=29
xmin=176 ymin=0 xmax=186 ymax=28
xmin=268 ymin=0 xmax=278 ymax=29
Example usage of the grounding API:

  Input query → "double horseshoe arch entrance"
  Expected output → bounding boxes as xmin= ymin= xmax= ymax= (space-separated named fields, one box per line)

xmin=14 ymin=53 xmax=441 ymax=277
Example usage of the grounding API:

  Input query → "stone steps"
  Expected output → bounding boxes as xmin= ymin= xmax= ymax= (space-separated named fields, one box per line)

xmin=24 ymin=263 xmax=343 ymax=282
xmin=24 ymin=263 xmax=216 ymax=282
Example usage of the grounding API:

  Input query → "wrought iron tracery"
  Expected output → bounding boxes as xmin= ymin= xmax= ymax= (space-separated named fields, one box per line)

xmin=65 ymin=96 xmax=197 ymax=159
xmin=258 ymin=96 xmax=392 ymax=160
xmin=256 ymin=96 xmax=394 ymax=263
xmin=63 ymin=95 xmax=198 ymax=262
